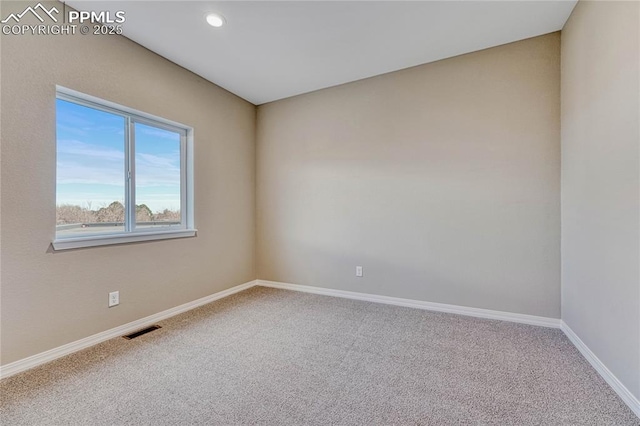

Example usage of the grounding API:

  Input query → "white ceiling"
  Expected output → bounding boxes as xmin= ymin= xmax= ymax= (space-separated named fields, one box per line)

xmin=68 ymin=1 xmax=577 ymax=105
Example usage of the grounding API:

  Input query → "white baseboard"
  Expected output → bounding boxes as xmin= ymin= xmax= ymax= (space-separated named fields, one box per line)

xmin=561 ymin=321 xmax=640 ymax=418
xmin=257 ymin=280 xmax=561 ymax=328
xmin=0 ymin=280 xmax=258 ymax=380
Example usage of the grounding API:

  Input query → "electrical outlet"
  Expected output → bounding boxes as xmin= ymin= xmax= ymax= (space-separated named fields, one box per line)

xmin=356 ymin=266 xmax=363 ymax=277
xmin=109 ymin=291 xmax=119 ymax=307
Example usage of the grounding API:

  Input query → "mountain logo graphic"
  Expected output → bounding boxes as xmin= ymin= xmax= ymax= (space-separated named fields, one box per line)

xmin=1 ymin=3 xmax=59 ymax=24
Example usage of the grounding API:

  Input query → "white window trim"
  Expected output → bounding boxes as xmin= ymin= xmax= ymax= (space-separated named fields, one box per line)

xmin=52 ymin=229 xmax=197 ymax=251
xmin=53 ymin=86 xmax=196 ymax=251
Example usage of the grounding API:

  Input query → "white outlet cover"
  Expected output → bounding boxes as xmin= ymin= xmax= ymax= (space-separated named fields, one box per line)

xmin=356 ymin=266 xmax=363 ymax=277
xmin=109 ymin=291 xmax=119 ymax=307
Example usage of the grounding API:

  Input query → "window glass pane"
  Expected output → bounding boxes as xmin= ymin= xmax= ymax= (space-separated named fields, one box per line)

xmin=56 ymin=99 xmax=126 ymax=238
xmin=134 ymin=122 xmax=182 ymax=230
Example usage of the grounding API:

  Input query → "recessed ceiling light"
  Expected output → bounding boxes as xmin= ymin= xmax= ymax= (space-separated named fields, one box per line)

xmin=206 ymin=13 xmax=225 ymax=28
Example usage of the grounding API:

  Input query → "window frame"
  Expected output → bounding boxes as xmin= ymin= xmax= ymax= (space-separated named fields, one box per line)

xmin=53 ymin=86 xmax=196 ymax=250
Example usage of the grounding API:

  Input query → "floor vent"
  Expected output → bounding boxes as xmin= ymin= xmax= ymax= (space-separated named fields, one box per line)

xmin=123 ymin=325 xmax=162 ymax=340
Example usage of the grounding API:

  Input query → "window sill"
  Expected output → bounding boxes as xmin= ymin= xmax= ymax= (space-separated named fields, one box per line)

xmin=52 ymin=229 xmax=197 ymax=251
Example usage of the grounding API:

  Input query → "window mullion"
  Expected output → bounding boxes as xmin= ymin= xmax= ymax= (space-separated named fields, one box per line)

xmin=125 ymin=117 xmax=136 ymax=233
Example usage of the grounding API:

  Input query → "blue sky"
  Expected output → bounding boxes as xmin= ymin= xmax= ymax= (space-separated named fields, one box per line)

xmin=56 ymin=99 xmax=181 ymax=213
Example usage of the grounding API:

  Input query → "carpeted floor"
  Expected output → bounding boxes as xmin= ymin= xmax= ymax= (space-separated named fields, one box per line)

xmin=1 ymin=286 xmax=637 ymax=425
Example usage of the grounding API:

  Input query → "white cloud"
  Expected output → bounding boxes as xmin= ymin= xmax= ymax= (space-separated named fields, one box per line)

xmin=57 ymin=139 xmax=181 ymax=211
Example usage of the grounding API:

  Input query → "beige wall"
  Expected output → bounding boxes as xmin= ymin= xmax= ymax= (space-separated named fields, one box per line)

xmin=257 ymin=33 xmax=561 ymax=318
xmin=561 ymin=1 xmax=640 ymax=399
xmin=0 ymin=1 xmax=256 ymax=364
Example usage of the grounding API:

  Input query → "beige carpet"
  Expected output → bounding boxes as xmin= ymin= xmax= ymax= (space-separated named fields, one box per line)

xmin=1 ymin=286 xmax=637 ymax=425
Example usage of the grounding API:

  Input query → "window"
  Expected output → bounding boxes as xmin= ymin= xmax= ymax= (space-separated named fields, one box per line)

xmin=53 ymin=87 xmax=195 ymax=250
